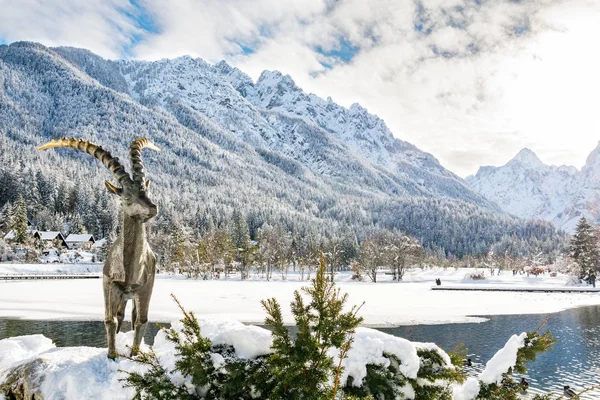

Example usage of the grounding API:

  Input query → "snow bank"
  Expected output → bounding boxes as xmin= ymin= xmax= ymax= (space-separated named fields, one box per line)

xmin=0 ymin=335 xmax=54 ymax=370
xmin=0 ymin=332 xmax=146 ymax=400
xmin=479 ymin=332 xmax=527 ymax=384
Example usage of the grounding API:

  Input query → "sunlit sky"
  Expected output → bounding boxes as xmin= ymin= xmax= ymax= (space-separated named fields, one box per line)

xmin=1 ymin=0 xmax=599 ymax=177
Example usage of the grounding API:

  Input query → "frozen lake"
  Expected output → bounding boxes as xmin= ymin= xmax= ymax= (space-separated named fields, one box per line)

xmin=1 ymin=305 xmax=599 ymax=398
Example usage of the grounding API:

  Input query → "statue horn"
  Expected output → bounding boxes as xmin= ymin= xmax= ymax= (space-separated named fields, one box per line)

xmin=129 ymin=138 xmax=160 ymax=189
xmin=38 ymin=137 xmax=132 ymax=187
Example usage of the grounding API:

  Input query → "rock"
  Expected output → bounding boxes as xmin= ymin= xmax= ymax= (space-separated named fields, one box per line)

xmin=1 ymin=359 xmax=45 ymax=400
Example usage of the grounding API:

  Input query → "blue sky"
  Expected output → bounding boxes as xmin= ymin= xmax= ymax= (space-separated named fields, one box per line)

xmin=1 ymin=0 xmax=599 ymax=177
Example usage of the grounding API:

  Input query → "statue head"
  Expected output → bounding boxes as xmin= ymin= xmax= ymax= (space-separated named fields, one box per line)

xmin=38 ymin=137 xmax=160 ymax=222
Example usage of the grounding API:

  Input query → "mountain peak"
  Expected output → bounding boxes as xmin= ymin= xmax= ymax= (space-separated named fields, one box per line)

xmin=508 ymin=148 xmax=545 ymax=168
xmin=256 ymin=70 xmax=297 ymax=88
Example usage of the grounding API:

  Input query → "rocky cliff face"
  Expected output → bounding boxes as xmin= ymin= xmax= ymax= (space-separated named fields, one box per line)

xmin=467 ymin=144 xmax=600 ymax=232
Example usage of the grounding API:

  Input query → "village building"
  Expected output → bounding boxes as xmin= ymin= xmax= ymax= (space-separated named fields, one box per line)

xmin=65 ymin=234 xmax=96 ymax=250
xmin=33 ymin=231 xmax=69 ymax=249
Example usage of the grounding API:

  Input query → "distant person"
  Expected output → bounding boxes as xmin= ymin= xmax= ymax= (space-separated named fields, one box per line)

xmin=563 ymin=386 xmax=577 ymax=398
xmin=497 ymin=268 xmax=501 ymax=275
xmin=435 ymin=278 xmax=441 ymax=286
xmin=590 ymin=273 xmax=596 ymax=288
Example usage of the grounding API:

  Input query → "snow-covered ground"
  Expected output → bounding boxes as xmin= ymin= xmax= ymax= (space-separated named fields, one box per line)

xmin=0 ymin=263 xmax=102 ymax=275
xmin=1 ymin=266 xmax=599 ymax=325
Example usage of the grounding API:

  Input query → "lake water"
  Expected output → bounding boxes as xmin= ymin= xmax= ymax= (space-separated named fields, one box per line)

xmin=1 ymin=306 xmax=599 ymax=399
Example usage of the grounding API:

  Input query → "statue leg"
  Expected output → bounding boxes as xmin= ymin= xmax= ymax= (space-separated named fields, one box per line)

xmin=104 ymin=281 xmax=123 ymax=359
xmin=116 ymin=299 xmax=127 ymax=333
xmin=131 ymin=287 xmax=152 ymax=356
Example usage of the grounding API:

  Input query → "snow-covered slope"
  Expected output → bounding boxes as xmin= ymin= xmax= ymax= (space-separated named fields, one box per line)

xmin=0 ymin=42 xmax=561 ymax=255
xmin=467 ymin=145 xmax=600 ymax=231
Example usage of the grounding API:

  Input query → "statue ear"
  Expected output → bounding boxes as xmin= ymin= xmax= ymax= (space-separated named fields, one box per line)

xmin=145 ymin=179 xmax=151 ymax=191
xmin=104 ymin=180 xmax=123 ymax=196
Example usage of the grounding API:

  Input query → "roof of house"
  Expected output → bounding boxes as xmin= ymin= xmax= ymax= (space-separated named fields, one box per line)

xmin=3 ymin=230 xmax=15 ymax=240
xmin=65 ymin=234 xmax=95 ymax=243
xmin=91 ymin=238 xmax=107 ymax=248
xmin=35 ymin=231 xmax=64 ymax=240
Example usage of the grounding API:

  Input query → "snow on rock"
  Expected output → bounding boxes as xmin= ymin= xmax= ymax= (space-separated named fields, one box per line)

xmin=0 ymin=335 xmax=54 ymax=370
xmin=478 ymin=332 xmax=527 ymax=384
xmin=0 ymin=332 xmax=147 ymax=400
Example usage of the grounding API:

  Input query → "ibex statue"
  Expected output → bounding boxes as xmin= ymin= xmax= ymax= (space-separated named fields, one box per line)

xmin=38 ymin=137 xmax=160 ymax=359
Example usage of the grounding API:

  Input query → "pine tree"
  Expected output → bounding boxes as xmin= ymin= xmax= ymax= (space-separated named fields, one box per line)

xmin=261 ymin=254 xmax=363 ymax=399
xmin=230 ymin=211 xmax=250 ymax=250
xmin=13 ymin=195 xmax=29 ymax=244
xmin=569 ymin=216 xmax=600 ymax=279
xmin=170 ymin=224 xmax=187 ymax=267
xmin=0 ymin=202 xmax=14 ymax=234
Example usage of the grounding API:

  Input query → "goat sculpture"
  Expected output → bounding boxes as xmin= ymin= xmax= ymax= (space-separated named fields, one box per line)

xmin=38 ymin=137 xmax=160 ymax=359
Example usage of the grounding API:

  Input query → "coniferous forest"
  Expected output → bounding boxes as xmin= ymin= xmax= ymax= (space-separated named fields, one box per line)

xmin=0 ymin=42 xmax=567 ymax=272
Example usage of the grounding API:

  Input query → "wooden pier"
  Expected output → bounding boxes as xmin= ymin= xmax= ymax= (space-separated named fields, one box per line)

xmin=431 ymin=286 xmax=600 ymax=293
xmin=0 ymin=274 xmax=100 ymax=281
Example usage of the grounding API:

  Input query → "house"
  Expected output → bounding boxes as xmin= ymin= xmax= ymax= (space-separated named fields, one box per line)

xmin=33 ymin=231 xmax=69 ymax=248
xmin=91 ymin=238 xmax=107 ymax=250
xmin=3 ymin=227 xmax=40 ymax=243
xmin=66 ymin=234 xmax=95 ymax=250
xmin=3 ymin=230 xmax=16 ymax=241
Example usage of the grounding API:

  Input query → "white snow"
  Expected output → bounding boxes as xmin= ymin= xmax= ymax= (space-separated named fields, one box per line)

xmin=450 ymin=331 xmax=528 ymax=400
xmin=466 ymin=144 xmax=600 ymax=231
xmin=0 ymin=319 xmax=434 ymax=399
xmin=0 ymin=263 xmax=102 ymax=275
xmin=479 ymin=332 xmax=527 ymax=384
xmin=0 ymin=335 xmax=54 ymax=370
xmin=0 ymin=267 xmax=598 ymax=325
xmin=169 ymin=318 xmax=272 ymax=359
xmin=341 ymin=327 xmax=420 ymax=386
xmin=452 ymin=377 xmax=480 ymax=400
xmin=0 ymin=332 xmax=145 ymax=400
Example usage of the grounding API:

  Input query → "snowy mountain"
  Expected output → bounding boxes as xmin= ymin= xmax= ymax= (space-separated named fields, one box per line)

xmin=0 ymin=42 xmax=560 ymax=256
xmin=466 ymin=145 xmax=600 ymax=232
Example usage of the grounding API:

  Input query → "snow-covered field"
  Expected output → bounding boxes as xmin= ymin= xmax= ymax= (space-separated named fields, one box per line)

xmin=1 ymin=266 xmax=599 ymax=325
xmin=0 ymin=263 xmax=102 ymax=275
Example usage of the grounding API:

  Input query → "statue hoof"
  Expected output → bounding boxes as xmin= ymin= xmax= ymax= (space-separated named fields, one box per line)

xmin=107 ymin=351 xmax=118 ymax=360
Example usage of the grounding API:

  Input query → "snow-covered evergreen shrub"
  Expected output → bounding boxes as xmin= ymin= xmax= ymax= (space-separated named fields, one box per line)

xmin=122 ymin=259 xmax=556 ymax=400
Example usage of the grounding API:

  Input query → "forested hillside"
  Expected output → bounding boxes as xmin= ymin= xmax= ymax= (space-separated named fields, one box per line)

xmin=0 ymin=42 xmax=564 ymax=260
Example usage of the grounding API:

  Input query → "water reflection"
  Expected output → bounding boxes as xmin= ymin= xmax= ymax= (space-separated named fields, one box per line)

xmin=0 ymin=306 xmax=599 ymax=398
xmin=377 ymin=305 xmax=600 ymax=399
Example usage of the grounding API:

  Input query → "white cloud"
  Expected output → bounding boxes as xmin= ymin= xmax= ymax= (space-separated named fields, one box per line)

xmin=1 ymin=0 xmax=598 ymax=176
xmin=0 ymin=0 xmax=139 ymax=58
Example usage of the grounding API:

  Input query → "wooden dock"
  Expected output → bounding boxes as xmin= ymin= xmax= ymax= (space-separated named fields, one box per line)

xmin=431 ymin=286 xmax=600 ymax=293
xmin=0 ymin=274 xmax=100 ymax=281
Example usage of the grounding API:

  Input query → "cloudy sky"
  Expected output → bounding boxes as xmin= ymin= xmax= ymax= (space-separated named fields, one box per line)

xmin=1 ymin=0 xmax=599 ymax=176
